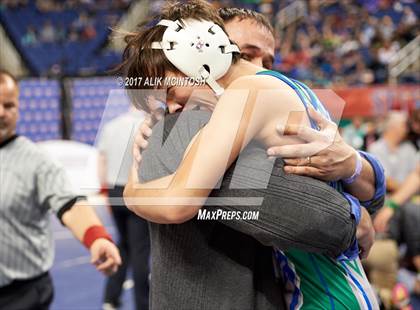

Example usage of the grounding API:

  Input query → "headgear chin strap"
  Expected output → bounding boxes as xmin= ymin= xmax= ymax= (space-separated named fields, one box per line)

xmin=150 ymin=18 xmax=240 ymax=96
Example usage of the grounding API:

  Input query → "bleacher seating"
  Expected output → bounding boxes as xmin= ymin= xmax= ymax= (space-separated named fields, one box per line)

xmin=0 ymin=0 xmax=124 ymax=76
xmin=70 ymin=77 xmax=130 ymax=145
xmin=16 ymin=77 xmax=130 ymax=144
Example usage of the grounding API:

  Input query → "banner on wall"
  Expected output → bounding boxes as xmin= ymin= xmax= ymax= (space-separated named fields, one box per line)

xmin=319 ymin=85 xmax=420 ymax=118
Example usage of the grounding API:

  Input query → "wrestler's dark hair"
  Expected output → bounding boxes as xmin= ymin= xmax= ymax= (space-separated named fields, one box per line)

xmin=218 ymin=7 xmax=274 ymax=35
xmin=116 ymin=0 xmax=240 ymax=112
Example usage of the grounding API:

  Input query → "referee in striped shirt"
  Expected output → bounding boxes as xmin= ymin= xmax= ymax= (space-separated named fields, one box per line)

xmin=0 ymin=70 xmax=121 ymax=309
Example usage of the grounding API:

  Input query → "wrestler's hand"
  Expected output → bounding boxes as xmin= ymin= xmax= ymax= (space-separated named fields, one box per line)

xmin=267 ymin=106 xmax=358 ymax=181
xmin=373 ymin=205 xmax=395 ymax=233
xmin=90 ymin=238 xmax=122 ymax=276
xmin=127 ymin=115 xmax=151 ymax=206
xmin=133 ymin=115 xmax=155 ymax=168
xmin=356 ymin=208 xmax=375 ymax=259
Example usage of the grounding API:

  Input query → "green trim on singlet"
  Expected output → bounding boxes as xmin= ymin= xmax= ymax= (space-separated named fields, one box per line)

xmin=286 ymin=250 xmax=360 ymax=310
xmin=343 ymin=260 xmax=363 ymax=278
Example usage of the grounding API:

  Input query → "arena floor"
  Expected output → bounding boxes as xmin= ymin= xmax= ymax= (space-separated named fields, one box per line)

xmin=50 ymin=205 xmax=135 ymax=310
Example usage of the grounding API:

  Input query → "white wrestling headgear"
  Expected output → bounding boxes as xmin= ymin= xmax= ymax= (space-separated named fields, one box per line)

xmin=150 ymin=18 xmax=240 ymax=96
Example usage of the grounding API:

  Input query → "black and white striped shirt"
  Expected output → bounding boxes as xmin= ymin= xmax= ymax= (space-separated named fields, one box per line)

xmin=0 ymin=135 xmax=80 ymax=287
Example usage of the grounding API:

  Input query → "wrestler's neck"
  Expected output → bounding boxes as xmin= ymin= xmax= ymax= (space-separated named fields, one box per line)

xmin=216 ymin=59 xmax=263 ymax=89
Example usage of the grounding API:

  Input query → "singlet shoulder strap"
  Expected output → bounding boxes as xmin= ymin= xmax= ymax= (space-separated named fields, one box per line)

xmin=256 ymin=70 xmax=332 ymax=129
xmin=256 ymin=70 xmax=339 ymax=190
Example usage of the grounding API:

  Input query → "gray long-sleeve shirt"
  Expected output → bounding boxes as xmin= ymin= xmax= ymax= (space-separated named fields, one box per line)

xmin=139 ymin=110 xmax=356 ymax=310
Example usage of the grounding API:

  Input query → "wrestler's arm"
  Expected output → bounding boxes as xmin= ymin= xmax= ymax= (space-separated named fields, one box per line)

xmin=269 ymin=108 xmax=385 ymax=213
xmin=124 ymin=75 xmax=302 ymax=223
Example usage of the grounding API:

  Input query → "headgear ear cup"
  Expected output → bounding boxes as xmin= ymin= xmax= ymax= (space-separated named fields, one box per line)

xmin=151 ymin=19 xmax=240 ymax=96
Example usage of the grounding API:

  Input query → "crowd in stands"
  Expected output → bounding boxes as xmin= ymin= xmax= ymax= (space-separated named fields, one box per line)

xmin=21 ymin=12 xmax=99 ymax=46
xmin=150 ymin=0 xmax=419 ymax=86
xmin=0 ymin=0 xmax=129 ymax=75
xmin=19 ymin=0 xmax=129 ymax=45
xmin=211 ymin=0 xmax=419 ymax=86
xmin=1 ymin=0 xmax=419 ymax=82
xmin=275 ymin=0 xmax=419 ymax=86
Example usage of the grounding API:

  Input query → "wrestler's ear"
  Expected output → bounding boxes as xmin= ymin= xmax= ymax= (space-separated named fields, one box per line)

xmin=167 ymin=102 xmax=183 ymax=114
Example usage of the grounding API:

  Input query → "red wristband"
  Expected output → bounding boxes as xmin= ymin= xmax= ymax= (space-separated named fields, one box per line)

xmin=83 ymin=225 xmax=113 ymax=249
xmin=99 ymin=186 xmax=108 ymax=196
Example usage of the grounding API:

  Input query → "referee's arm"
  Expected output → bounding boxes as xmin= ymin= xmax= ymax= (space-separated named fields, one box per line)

xmin=61 ymin=200 xmax=121 ymax=275
xmin=36 ymin=159 xmax=121 ymax=275
xmin=60 ymin=199 xmax=102 ymax=241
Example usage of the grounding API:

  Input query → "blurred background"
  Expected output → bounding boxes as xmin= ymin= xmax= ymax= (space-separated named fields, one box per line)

xmin=0 ymin=0 xmax=419 ymax=309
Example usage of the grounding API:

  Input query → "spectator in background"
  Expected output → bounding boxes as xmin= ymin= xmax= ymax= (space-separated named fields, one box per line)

xmin=368 ymin=111 xmax=417 ymax=192
xmin=68 ymin=25 xmax=80 ymax=42
xmin=368 ymin=45 xmax=389 ymax=83
xmin=401 ymin=5 xmax=417 ymax=27
xmin=72 ymin=12 xmax=91 ymax=38
xmin=35 ymin=0 xmax=64 ymax=13
xmin=97 ymin=107 xmax=150 ymax=310
xmin=64 ymin=0 xmax=78 ymax=10
xmin=354 ymin=58 xmax=375 ymax=85
xmin=378 ymin=40 xmax=400 ymax=65
xmin=40 ymin=20 xmax=56 ymax=43
xmin=343 ymin=116 xmax=366 ymax=150
xmin=337 ymin=32 xmax=360 ymax=57
xmin=4 ymin=0 xmax=28 ymax=9
xmin=374 ymin=163 xmax=420 ymax=233
xmin=408 ymin=108 xmax=420 ymax=151
xmin=258 ymin=0 xmax=273 ymax=21
xmin=72 ymin=11 xmax=97 ymax=41
xmin=360 ymin=16 xmax=378 ymax=47
xmin=56 ymin=23 xmax=67 ymax=44
xmin=21 ymin=25 xmax=37 ymax=46
xmin=379 ymin=15 xmax=395 ymax=41
xmin=342 ymin=51 xmax=367 ymax=85
xmin=363 ymin=120 xmax=380 ymax=151
xmin=403 ymin=5 xmax=417 ymax=25
xmin=82 ymin=22 xmax=97 ymax=41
